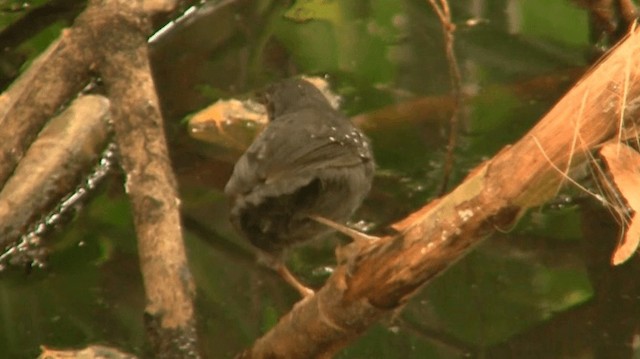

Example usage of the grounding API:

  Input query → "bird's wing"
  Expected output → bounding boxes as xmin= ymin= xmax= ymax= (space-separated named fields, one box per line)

xmin=225 ymin=108 xmax=371 ymax=199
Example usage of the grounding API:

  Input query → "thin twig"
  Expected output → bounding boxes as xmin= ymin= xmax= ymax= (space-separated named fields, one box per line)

xmin=427 ymin=0 xmax=464 ymax=195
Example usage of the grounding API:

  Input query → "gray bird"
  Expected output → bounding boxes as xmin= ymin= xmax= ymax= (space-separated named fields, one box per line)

xmin=224 ymin=78 xmax=375 ymax=296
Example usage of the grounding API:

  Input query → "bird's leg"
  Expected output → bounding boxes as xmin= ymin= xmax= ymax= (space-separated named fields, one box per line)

xmin=258 ymin=252 xmax=315 ymax=298
xmin=310 ymin=215 xmax=379 ymax=245
xmin=274 ymin=261 xmax=315 ymax=298
xmin=310 ymin=215 xmax=380 ymax=268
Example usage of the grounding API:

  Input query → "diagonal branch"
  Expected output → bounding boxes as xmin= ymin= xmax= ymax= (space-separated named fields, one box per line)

xmin=0 ymin=28 xmax=94 ymax=188
xmin=85 ymin=0 xmax=199 ymax=357
xmin=0 ymin=0 xmax=201 ymax=357
xmin=237 ymin=24 xmax=640 ymax=359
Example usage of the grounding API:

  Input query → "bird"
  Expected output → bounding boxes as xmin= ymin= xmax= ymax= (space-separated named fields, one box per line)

xmin=224 ymin=77 xmax=375 ymax=297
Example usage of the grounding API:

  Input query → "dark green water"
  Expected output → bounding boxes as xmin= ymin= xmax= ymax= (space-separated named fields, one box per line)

xmin=2 ymin=1 xmax=638 ymax=358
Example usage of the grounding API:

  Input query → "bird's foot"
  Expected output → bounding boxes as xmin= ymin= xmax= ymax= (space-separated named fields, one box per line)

xmin=257 ymin=253 xmax=315 ymax=298
xmin=274 ymin=262 xmax=315 ymax=298
xmin=310 ymin=215 xmax=379 ymax=245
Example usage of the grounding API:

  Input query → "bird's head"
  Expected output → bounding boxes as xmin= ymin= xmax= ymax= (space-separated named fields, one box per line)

xmin=262 ymin=78 xmax=332 ymax=121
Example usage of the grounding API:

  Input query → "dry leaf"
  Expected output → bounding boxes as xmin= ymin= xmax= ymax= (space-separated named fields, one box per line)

xmin=599 ymin=143 xmax=640 ymax=265
xmin=187 ymin=76 xmax=338 ymax=147
xmin=187 ymin=98 xmax=267 ymax=149
xmin=38 ymin=345 xmax=136 ymax=359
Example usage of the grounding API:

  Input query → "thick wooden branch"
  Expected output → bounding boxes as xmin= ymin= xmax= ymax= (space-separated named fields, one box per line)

xmin=0 ymin=0 xmax=199 ymax=356
xmin=0 ymin=30 xmax=94 ymax=188
xmin=86 ymin=0 xmax=199 ymax=357
xmin=0 ymin=0 xmax=185 ymax=189
xmin=0 ymin=95 xmax=110 ymax=247
xmin=237 ymin=26 xmax=640 ymax=359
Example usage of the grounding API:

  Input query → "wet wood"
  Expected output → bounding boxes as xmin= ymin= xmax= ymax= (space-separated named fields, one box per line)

xmin=0 ymin=95 xmax=110 ymax=247
xmin=0 ymin=0 xmax=201 ymax=357
xmin=87 ymin=1 xmax=200 ymax=357
xmin=0 ymin=33 xmax=94 ymax=188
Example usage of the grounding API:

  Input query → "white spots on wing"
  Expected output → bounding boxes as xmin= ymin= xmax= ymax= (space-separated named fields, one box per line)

xmin=328 ymin=135 xmax=346 ymax=146
xmin=330 ymin=129 xmax=371 ymax=158
xmin=350 ymin=131 xmax=360 ymax=144
xmin=307 ymin=124 xmax=372 ymax=157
